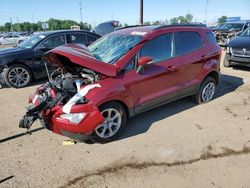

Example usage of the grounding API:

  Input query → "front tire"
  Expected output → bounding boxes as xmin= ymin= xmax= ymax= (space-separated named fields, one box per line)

xmin=192 ymin=77 xmax=216 ymax=104
xmin=93 ymin=102 xmax=127 ymax=143
xmin=4 ymin=64 xmax=32 ymax=88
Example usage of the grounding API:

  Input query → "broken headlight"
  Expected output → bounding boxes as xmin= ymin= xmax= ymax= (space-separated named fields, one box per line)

xmin=59 ymin=113 xmax=86 ymax=124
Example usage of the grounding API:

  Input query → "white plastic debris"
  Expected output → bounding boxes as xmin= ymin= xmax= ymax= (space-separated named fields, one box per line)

xmin=62 ymin=84 xmax=101 ymax=114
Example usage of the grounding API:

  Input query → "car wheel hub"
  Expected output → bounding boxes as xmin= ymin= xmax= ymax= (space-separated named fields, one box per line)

xmin=202 ymin=82 xmax=215 ymax=102
xmin=95 ymin=108 xmax=122 ymax=139
xmin=8 ymin=67 xmax=30 ymax=87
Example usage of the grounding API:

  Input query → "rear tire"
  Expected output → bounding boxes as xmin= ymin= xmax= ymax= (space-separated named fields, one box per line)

xmin=92 ymin=102 xmax=127 ymax=143
xmin=4 ymin=64 xmax=32 ymax=88
xmin=192 ymin=77 xmax=216 ymax=104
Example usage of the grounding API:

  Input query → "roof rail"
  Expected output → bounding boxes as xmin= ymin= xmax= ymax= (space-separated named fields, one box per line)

xmin=154 ymin=23 xmax=207 ymax=30
xmin=115 ymin=25 xmax=150 ymax=31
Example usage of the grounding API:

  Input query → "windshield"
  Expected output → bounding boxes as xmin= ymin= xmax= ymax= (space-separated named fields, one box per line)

xmin=88 ymin=34 xmax=142 ymax=64
xmin=240 ymin=27 xmax=250 ymax=37
xmin=219 ymin=23 xmax=244 ymax=30
xmin=18 ymin=33 xmax=47 ymax=49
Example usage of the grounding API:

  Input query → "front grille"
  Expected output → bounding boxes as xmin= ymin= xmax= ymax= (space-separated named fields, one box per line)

xmin=231 ymin=47 xmax=250 ymax=57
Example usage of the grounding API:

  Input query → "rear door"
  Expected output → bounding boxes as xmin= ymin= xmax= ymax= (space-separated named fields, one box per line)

xmin=174 ymin=31 xmax=205 ymax=89
xmin=66 ymin=33 xmax=88 ymax=45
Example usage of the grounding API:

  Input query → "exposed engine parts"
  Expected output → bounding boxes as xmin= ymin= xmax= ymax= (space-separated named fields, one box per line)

xmin=19 ymin=67 xmax=101 ymax=130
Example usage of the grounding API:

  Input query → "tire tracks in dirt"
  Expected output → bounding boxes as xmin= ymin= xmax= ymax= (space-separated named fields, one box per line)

xmin=60 ymin=141 xmax=250 ymax=188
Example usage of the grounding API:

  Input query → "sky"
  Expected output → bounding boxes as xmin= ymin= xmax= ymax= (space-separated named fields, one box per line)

xmin=0 ymin=0 xmax=249 ymax=26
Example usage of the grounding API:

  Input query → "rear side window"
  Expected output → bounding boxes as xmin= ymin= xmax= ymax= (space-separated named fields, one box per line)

xmin=175 ymin=31 xmax=203 ymax=55
xmin=206 ymin=31 xmax=217 ymax=44
xmin=66 ymin=33 xmax=87 ymax=45
xmin=139 ymin=33 xmax=173 ymax=63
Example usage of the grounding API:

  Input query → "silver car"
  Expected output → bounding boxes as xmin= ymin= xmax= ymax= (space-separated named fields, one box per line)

xmin=0 ymin=32 xmax=27 ymax=45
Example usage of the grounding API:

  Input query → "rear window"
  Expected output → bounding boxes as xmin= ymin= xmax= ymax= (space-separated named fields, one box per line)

xmin=206 ymin=31 xmax=217 ymax=44
xmin=66 ymin=33 xmax=87 ymax=45
xmin=175 ymin=31 xmax=203 ymax=55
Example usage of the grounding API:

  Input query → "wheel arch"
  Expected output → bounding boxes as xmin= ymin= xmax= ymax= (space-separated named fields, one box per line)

xmin=98 ymin=100 xmax=130 ymax=119
xmin=203 ymin=71 xmax=220 ymax=85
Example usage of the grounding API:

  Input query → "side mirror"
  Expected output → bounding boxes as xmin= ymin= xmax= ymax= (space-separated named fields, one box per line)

xmin=36 ymin=44 xmax=49 ymax=51
xmin=136 ymin=56 xmax=153 ymax=74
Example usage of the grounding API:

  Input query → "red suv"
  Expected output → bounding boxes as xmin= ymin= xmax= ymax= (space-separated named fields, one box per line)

xmin=20 ymin=24 xmax=221 ymax=142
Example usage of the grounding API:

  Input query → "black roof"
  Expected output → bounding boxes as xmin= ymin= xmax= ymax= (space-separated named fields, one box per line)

xmin=37 ymin=29 xmax=100 ymax=37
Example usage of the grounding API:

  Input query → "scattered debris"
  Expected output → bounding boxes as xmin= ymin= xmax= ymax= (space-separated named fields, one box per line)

xmin=62 ymin=140 xmax=77 ymax=146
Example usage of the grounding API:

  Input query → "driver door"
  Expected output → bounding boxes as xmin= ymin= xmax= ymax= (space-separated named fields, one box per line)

xmin=122 ymin=33 xmax=180 ymax=114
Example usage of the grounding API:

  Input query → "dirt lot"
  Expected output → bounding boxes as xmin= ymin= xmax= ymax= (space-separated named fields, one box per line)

xmin=0 ymin=51 xmax=250 ymax=188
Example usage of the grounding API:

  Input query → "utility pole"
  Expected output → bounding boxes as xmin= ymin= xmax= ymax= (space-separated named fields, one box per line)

xmin=140 ymin=0 xmax=143 ymax=25
xmin=16 ymin=17 xmax=20 ymax=32
xmin=10 ymin=18 xmax=13 ymax=32
xmin=32 ymin=15 xmax=35 ymax=31
xmin=204 ymin=0 xmax=210 ymax=24
xmin=79 ymin=2 xmax=83 ymax=27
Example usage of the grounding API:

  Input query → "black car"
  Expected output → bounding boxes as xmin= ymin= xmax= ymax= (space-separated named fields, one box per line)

xmin=224 ymin=27 xmax=250 ymax=68
xmin=0 ymin=30 xmax=101 ymax=88
xmin=213 ymin=20 xmax=250 ymax=46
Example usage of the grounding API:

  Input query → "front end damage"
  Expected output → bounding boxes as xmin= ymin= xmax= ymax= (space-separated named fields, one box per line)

xmin=19 ymin=44 xmax=116 ymax=141
xmin=19 ymin=80 xmax=104 ymax=141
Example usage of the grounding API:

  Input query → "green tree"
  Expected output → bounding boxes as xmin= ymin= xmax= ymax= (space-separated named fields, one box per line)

xmin=170 ymin=17 xmax=178 ymax=24
xmin=0 ymin=19 xmax=93 ymax=32
xmin=218 ymin=15 xmax=227 ymax=24
xmin=186 ymin=13 xmax=193 ymax=22
xmin=143 ymin=21 xmax=151 ymax=25
xmin=170 ymin=14 xmax=194 ymax=24
xmin=152 ymin=20 xmax=161 ymax=25
xmin=4 ymin=22 xmax=11 ymax=31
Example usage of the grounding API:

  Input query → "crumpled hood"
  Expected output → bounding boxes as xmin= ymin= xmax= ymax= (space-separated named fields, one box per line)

xmin=43 ymin=44 xmax=117 ymax=77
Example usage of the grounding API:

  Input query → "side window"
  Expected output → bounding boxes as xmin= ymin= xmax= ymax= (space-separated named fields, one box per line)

xmin=139 ymin=33 xmax=173 ymax=63
xmin=123 ymin=55 xmax=136 ymax=72
xmin=206 ymin=31 xmax=217 ymax=44
xmin=66 ymin=33 xmax=87 ymax=45
xmin=175 ymin=31 xmax=203 ymax=56
xmin=86 ymin=34 xmax=98 ymax=45
xmin=41 ymin=35 xmax=65 ymax=49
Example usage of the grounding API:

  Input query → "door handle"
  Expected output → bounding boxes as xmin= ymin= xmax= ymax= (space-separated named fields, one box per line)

xmin=167 ymin=65 xmax=176 ymax=72
xmin=201 ymin=55 xmax=209 ymax=61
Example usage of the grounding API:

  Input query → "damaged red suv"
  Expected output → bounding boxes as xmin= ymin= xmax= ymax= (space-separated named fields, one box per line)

xmin=20 ymin=24 xmax=221 ymax=142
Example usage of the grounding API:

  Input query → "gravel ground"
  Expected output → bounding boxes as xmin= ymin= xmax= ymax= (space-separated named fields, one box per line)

xmin=0 ymin=51 xmax=250 ymax=188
